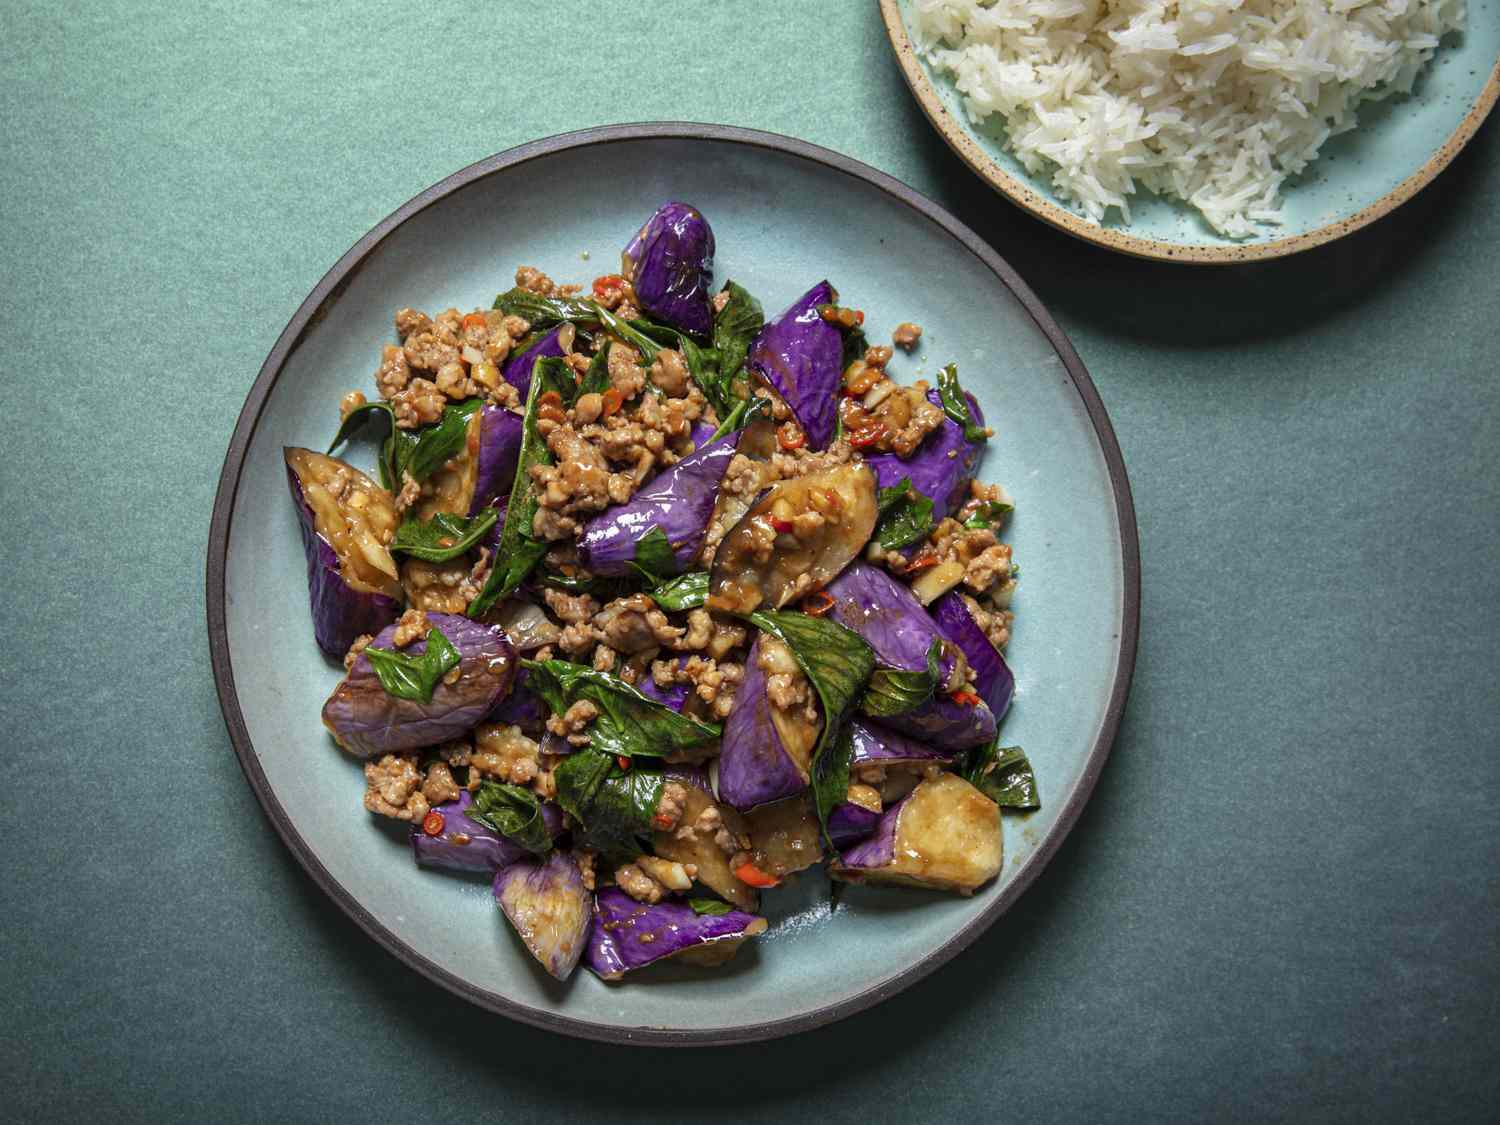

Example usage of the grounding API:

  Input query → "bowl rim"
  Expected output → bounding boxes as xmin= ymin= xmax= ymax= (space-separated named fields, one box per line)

xmin=205 ymin=121 xmax=1141 ymax=1046
xmin=880 ymin=0 xmax=1500 ymax=265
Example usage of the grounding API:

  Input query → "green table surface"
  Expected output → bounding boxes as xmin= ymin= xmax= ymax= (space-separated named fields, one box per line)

xmin=3 ymin=2 xmax=1496 ymax=1120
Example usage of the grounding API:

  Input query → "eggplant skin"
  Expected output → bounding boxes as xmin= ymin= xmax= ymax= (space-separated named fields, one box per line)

xmin=931 ymin=591 xmax=1014 ymax=719
xmin=835 ymin=774 xmax=1001 ymax=894
xmin=865 ymin=389 xmax=986 ymax=523
xmin=410 ymin=789 xmax=563 ymax=874
xmin=469 ymin=405 xmax=525 ymax=515
xmin=493 ymin=850 xmax=593 ymax=981
xmin=501 ymin=326 xmax=565 ymax=400
xmin=585 ymin=888 xmax=767 ymax=980
xmin=827 ymin=801 xmax=882 ymax=849
xmin=746 ymin=280 xmax=842 ymax=450
xmin=716 ymin=634 xmax=813 ymax=811
xmin=576 ymin=429 xmax=743 ymax=576
xmin=849 ymin=718 xmax=954 ymax=768
xmin=825 ymin=563 xmax=996 ymax=750
xmin=621 ymin=202 xmax=715 ymax=337
xmin=286 ymin=459 xmax=401 ymax=661
xmin=321 ymin=613 xmax=518 ymax=758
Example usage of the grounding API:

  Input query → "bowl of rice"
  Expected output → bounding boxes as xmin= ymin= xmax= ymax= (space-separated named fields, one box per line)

xmin=882 ymin=0 xmax=1500 ymax=262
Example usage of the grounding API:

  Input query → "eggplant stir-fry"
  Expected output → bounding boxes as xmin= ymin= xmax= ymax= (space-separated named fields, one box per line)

xmin=291 ymin=202 xmax=1034 ymax=982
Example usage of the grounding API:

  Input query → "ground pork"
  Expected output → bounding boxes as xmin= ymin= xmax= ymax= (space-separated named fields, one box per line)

xmin=546 ymin=700 xmax=598 ymax=746
xmin=892 ymin=322 xmax=922 ymax=350
xmin=390 ymin=608 xmax=431 ymax=647
xmin=470 ymin=724 xmax=541 ymax=784
xmin=362 ymin=754 xmax=458 ymax=822
xmin=594 ymin=594 xmax=683 ymax=654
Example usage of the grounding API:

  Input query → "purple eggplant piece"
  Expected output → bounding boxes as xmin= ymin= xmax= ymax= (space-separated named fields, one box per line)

xmin=825 ymin=563 xmax=996 ymax=750
xmin=577 ymin=428 xmax=744 ymax=576
xmin=585 ymin=888 xmax=767 ymax=980
xmin=638 ymin=658 xmax=690 ymax=711
xmin=414 ymin=404 xmax=523 ymax=519
xmin=487 ymin=671 xmax=544 ymax=730
xmin=932 ymin=591 xmax=1015 ymax=719
xmin=285 ymin=449 xmax=403 ymax=661
xmin=689 ymin=418 xmax=718 ymax=450
xmin=493 ymin=850 xmax=593 ymax=980
xmin=501 ymin=326 xmax=565 ymax=400
xmin=322 ymin=613 xmax=518 ymax=758
xmin=849 ymin=718 xmax=954 ymax=768
xmin=866 ymin=390 xmax=986 ymax=523
xmin=827 ymin=801 xmax=882 ymax=849
xmin=620 ymin=201 xmax=715 ymax=337
xmin=746 ymin=280 xmax=842 ymax=450
xmin=835 ymin=774 xmax=1001 ymax=893
xmin=717 ymin=634 xmax=816 ymax=811
xmin=468 ymin=405 xmax=524 ymax=515
xmin=410 ymin=790 xmax=563 ymax=874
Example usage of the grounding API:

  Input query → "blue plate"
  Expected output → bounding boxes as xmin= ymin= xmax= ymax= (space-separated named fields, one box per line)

xmin=883 ymin=0 xmax=1500 ymax=263
xmin=207 ymin=124 xmax=1139 ymax=1043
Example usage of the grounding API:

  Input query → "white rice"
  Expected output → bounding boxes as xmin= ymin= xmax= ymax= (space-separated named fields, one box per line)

xmin=912 ymin=0 xmax=1466 ymax=237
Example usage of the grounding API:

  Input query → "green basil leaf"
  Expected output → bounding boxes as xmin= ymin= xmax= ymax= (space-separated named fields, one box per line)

xmin=688 ymin=897 xmax=733 ymax=917
xmin=521 ymin=659 xmax=721 ymax=760
xmin=860 ymin=638 xmax=942 ymax=718
xmin=623 ymin=526 xmax=680 ymax=588
xmin=493 ymin=288 xmax=666 ymax=366
xmin=327 ymin=400 xmax=400 ymax=490
xmin=936 ymin=364 xmax=988 ymax=443
xmin=577 ymin=346 xmax=610 ymax=400
xmin=362 ymin=625 xmax=461 ymax=703
xmin=553 ymin=747 xmax=664 ymax=860
xmin=712 ymin=281 xmax=763 ymax=384
xmin=962 ymin=741 xmax=1040 ymax=811
xmin=964 ymin=500 xmax=1013 ymax=530
xmin=467 ymin=780 xmax=553 ymax=856
xmin=812 ymin=722 xmax=857 ymax=854
xmin=747 ymin=610 xmax=876 ymax=846
xmin=648 ymin=571 xmax=709 ymax=612
xmin=401 ymin=398 xmax=483 ymax=483
xmin=389 ymin=508 xmax=498 ymax=563
xmin=467 ymin=361 xmax=574 ymax=617
xmin=708 ymin=392 xmax=771 ymax=442
xmin=533 ymin=566 xmax=636 ymax=600
xmin=874 ymin=478 xmax=935 ymax=550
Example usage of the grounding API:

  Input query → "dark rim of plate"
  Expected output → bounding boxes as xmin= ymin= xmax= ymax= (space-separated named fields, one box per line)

xmin=205 ymin=122 xmax=1142 ymax=1047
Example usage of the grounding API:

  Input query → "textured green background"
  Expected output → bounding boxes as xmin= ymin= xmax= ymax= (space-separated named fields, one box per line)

xmin=2 ymin=2 xmax=1496 ymax=1121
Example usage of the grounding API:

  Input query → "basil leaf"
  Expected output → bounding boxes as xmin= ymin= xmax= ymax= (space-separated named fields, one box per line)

xmin=964 ymin=500 xmax=1013 ymax=530
xmin=860 ymin=638 xmax=942 ymax=718
xmin=467 ymin=780 xmax=553 ymax=856
xmin=874 ymin=478 xmax=935 ymax=550
xmin=493 ymin=288 xmax=666 ymax=366
xmin=362 ymin=625 xmax=461 ymax=703
xmin=467 ymin=361 xmax=573 ymax=617
xmin=936 ymin=364 xmax=988 ymax=443
xmin=708 ymin=392 xmax=771 ymax=442
xmin=327 ymin=400 xmax=400 ymax=490
xmin=389 ymin=508 xmax=498 ymax=563
xmin=747 ymin=610 xmax=875 ymax=845
xmin=712 ymin=281 xmax=764 ymax=387
xmin=963 ymin=742 xmax=1040 ymax=811
xmin=404 ymin=398 xmax=483 ymax=482
xmin=577 ymin=346 xmax=610 ymax=399
xmin=534 ymin=566 xmax=636 ymax=601
xmin=688 ymin=897 xmax=733 ymax=917
xmin=521 ymin=659 xmax=721 ymax=760
xmin=553 ymin=747 xmax=664 ymax=860
xmin=648 ymin=571 xmax=708 ymax=612
xmin=626 ymin=526 xmax=678 ymax=586
xmin=812 ymin=723 xmax=857 ymax=854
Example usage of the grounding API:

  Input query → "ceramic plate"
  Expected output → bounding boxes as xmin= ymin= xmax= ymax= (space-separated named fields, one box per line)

xmin=206 ymin=123 xmax=1139 ymax=1044
xmin=882 ymin=0 xmax=1500 ymax=263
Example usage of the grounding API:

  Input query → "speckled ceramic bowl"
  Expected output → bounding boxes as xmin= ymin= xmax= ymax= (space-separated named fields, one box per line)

xmin=882 ymin=0 xmax=1500 ymax=263
xmin=206 ymin=124 xmax=1139 ymax=1044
